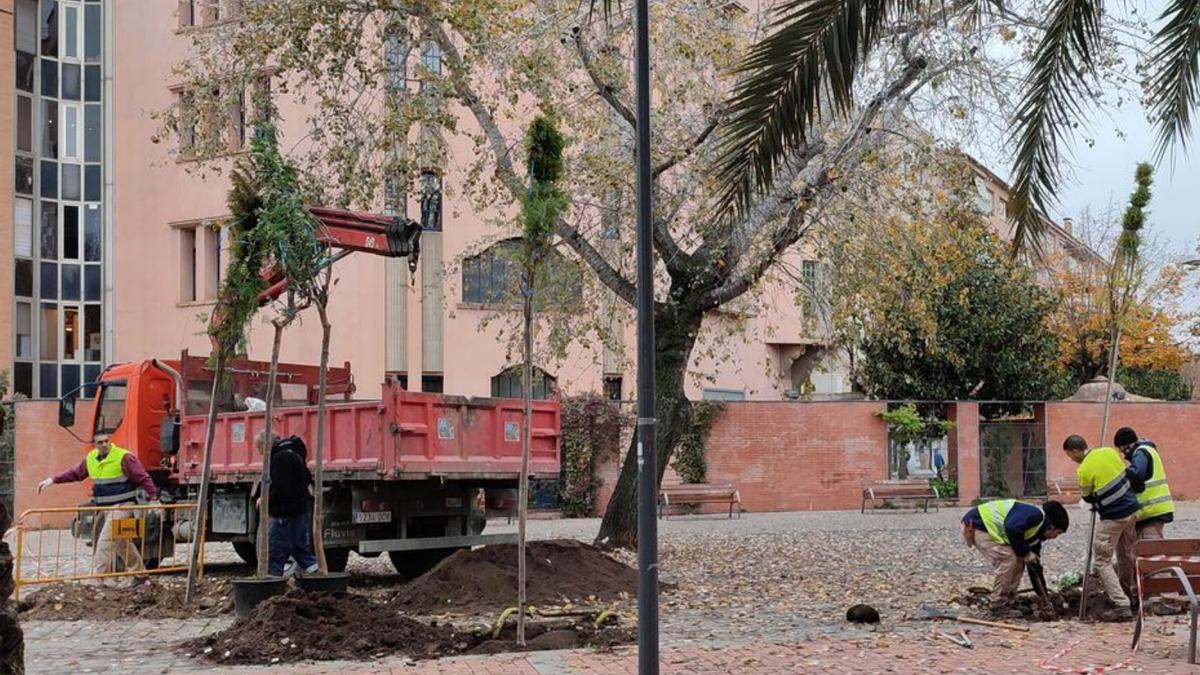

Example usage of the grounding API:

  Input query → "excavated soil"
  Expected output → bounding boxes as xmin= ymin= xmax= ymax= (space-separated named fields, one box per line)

xmin=396 ymin=539 xmax=638 ymax=615
xmin=18 ymin=577 xmax=232 ymax=620
xmin=181 ymin=589 xmax=633 ymax=664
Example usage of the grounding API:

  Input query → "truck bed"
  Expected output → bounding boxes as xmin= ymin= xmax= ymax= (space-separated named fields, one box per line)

xmin=177 ymin=382 xmax=561 ymax=483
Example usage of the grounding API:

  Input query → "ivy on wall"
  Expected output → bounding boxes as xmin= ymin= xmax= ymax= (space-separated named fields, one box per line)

xmin=674 ymin=401 xmax=725 ymax=484
xmin=558 ymin=394 xmax=627 ymax=517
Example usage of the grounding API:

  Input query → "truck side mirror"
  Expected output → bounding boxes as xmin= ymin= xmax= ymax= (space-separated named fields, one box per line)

xmin=58 ymin=396 xmax=76 ymax=428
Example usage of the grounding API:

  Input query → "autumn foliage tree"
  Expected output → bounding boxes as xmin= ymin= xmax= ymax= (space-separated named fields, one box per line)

xmin=1044 ymin=205 xmax=1193 ymax=400
xmin=829 ymin=200 xmax=1065 ymax=401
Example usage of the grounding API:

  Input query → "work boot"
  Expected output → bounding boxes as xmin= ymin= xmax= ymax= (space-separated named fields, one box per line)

xmin=1100 ymin=604 xmax=1134 ymax=622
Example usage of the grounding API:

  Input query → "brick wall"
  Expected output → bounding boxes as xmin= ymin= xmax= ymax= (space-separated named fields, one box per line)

xmin=699 ymin=401 xmax=887 ymax=512
xmin=13 ymin=400 xmax=95 ymax=527
xmin=1045 ymin=402 xmax=1200 ymax=501
xmin=590 ymin=400 xmax=1200 ymax=515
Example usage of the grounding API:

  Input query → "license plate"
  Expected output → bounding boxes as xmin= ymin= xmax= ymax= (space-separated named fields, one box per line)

xmin=352 ymin=511 xmax=392 ymax=524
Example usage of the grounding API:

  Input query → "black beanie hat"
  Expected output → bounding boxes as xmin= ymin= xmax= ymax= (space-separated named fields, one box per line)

xmin=1114 ymin=427 xmax=1138 ymax=447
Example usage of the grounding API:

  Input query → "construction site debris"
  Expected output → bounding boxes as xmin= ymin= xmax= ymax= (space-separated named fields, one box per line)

xmin=18 ymin=578 xmax=232 ymax=621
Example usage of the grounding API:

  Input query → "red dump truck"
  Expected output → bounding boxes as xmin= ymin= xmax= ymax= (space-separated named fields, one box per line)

xmin=56 ymin=204 xmax=561 ymax=575
xmin=58 ymin=351 xmax=561 ymax=576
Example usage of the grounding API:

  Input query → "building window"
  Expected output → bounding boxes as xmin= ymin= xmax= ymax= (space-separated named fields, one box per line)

xmin=63 ymin=306 xmax=80 ymax=361
xmin=180 ymin=227 xmax=197 ymax=302
xmin=40 ymin=304 xmax=59 ymax=361
xmin=15 ymin=303 xmax=33 ymax=358
xmin=15 ymin=198 xmax=34 ymax=257
xmin=230 ymin=88 xmax=246 ymax=150
xmin=421 ymin=41 xmax=442 ymax=76
xmin=491 ymin=366 xmax=556 ymax=400
xmin=603 ymin=375 xmax=622 ymax=401
xmin=203 ymin=225 xmax=222 ymax=299
xmin=419 ymin=171 xmax=442 ymax=231
xmin=421 ymin=374 xmax=444 ymax=393
xmin=15 ymin=260 xmax=34 ymax=297
xmin=41 ymin=1 xmax=58 ymax=57
xmin=801 ymin=259 xmax=819 ymax=318
xmin=17 ymin=96 xmax=33 ymax=153
xmin=178 ymin=91 xmax=196 ymax=155
xmin=461 ymin=239 xmax=583 ymax=307
xmin=179 ymin=0 xmax=196 ymax=28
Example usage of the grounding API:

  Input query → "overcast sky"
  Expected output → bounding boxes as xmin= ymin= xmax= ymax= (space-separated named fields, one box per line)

xmin=1048 ymin=108 xmax=1198 ymax=258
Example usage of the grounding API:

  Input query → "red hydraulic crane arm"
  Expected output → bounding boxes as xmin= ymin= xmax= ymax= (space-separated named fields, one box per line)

xmin=254 ymin=205 xmax=423 ymax=306
xmin=210 ymin=205 xmax=422 ymax=354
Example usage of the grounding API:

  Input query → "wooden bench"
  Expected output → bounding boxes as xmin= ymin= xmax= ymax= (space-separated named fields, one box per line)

xmin=1132 ymin=538 xmax=1200 ymax=664
xmin=860 ymin=479 xmax=939 ymax=513
xmin=1045 ymin=477 xmax=1082 ymax=504
xmin=658 ymin=483 xmax=741 ymax=519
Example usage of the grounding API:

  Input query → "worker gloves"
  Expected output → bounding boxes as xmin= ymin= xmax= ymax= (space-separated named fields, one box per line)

xmin=36 ymin=478 xmax=52 ymax=494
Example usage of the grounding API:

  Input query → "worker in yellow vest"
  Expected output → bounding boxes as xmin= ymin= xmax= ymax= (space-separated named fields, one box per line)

xmin=1063 ymin=435 xmax=1139 ymax=620
xmin=38 ymin=433 xmax=158 ymax=578
xmin=1114 ymin=427 xmax=1174 ymax=540
xmin=961 ymin=499 xmax=1069 ymax=610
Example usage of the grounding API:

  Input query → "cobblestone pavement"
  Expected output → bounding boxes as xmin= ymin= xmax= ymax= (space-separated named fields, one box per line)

xmin=18 ymin=504 xmax=1200 ymax=673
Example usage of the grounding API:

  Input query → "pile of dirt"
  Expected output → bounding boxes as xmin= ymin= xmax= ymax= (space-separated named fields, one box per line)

xmin=182 ymin=589 xmax=633 ymax=664
xmin=18 ymin=578 xmax=232 ymax=620
xmin=955 ymin=585 xmax=1116 ymax=622
xmin=396 ymin=539 xmax=637 ymax=615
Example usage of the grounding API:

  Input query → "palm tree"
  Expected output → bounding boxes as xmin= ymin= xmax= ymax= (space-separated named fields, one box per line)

xmin=707 ymin=0 xmax=1200 ymax=252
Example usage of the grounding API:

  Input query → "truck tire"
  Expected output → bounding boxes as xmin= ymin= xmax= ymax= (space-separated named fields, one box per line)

xmin=388 ymin=547 xmax=462 ymax=579
xmin=232 ymin=541 xmax=257 ymax=566
xmin=323 ymin=547 xmax=351 ymax=573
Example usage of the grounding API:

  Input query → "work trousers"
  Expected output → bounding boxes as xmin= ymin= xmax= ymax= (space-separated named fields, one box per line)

xmin=1137 ymin=521 xmax=1165 ymax=540
xmin=268 ymin=514 xmax=318 ymax=577
xmin=964 ymin=524 xmax=1023 ymax=598
xmin=1093 ymin=514 xmax=1137 ymax=606
xmin=92 ymin=509 xmax=145 ymax=575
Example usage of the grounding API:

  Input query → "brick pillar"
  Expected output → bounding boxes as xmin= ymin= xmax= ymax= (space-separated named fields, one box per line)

xmin=955 ymin=402 xmax=980 ymax=505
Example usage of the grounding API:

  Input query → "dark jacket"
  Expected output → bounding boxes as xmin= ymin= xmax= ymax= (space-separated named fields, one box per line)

xmin=1126 ymin=439 xmax=1174 ymax=527
xmin=267 ymin=437 xmax=313 ymax=519
xmin=962 ymin=501 xmax=1050 ymax=558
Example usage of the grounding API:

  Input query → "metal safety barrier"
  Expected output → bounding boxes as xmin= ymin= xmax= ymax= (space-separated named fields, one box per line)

xmin=12 ymin=502 xmax=206 ymax=600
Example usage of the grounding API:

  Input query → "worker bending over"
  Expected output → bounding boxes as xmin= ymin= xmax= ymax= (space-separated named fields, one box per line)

xmin=1063 ymin=434 xmax=1138 ymax=620
xmin=962 ymin=499 xmax=1069 ymax=610
xmin=1114 ymin=427 xmax=1174 ymax=540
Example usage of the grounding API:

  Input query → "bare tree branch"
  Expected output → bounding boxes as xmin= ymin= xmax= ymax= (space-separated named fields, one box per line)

xmin=652 ymin=113 xmax=721 ymax=178
xmin=703 ymin=56 xmax=929 ymax=308
xmin=573 ymin=29 xmax=637 ymax=128
xmin=425 ymin=20 xmax=637 ymax=306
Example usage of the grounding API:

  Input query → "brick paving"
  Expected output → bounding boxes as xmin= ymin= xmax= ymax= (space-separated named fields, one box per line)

xmin=16 ymin=505 xmax=1200 ymax=673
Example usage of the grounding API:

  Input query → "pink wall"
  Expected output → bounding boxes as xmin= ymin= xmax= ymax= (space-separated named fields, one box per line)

xmin=12 ymin=400 xmax=95 ymax=527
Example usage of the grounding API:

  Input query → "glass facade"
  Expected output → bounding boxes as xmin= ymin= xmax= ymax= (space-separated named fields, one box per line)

xmin=12 ymin=0 xmax=105 ymax=398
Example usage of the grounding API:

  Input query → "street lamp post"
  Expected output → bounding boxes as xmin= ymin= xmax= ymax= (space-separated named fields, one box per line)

xmin=633 ymin=0 xmax=659 ymax=670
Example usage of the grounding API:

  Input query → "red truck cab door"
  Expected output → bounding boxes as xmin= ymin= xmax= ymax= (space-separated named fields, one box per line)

xmin=59 ymin=360 xmax=179 ymax=473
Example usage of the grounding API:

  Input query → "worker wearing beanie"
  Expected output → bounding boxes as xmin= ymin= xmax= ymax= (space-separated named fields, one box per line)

xmin=1114 ymin=426 xmax=1174 ymax=540
xmin=1063 ymin=434 xmax=1139 ymax=620
xmin=961 ymin=499 xmax=1069 ymax=610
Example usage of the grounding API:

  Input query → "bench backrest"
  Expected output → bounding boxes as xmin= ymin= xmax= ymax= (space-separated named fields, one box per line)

xmin=1136 ymin=539 xmax=1200 ymax=597
xmin=864 ymin=480 xmax=933 ymax=496
xmin=661 ymin=484 xmax=736 ymax=497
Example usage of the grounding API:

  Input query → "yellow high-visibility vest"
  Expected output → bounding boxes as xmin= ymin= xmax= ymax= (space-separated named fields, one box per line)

xmin=1134 ymin=445 xmax=1174 ymax=522
xmin=978 ymin=499 xmax=1042 ymax=545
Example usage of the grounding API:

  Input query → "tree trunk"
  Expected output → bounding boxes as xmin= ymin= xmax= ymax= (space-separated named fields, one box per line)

xmin=517 ymin=270 xmax=534 ymax=646
xmin=256 ymin=322 xmax=284 ymax=578
xmin=595 ymin=304 xmax=701 ymax=549
xmin=186 ymin=355 xmax=223 ymax=603
xmin=312 ymin=301 xmax=331 ymax=574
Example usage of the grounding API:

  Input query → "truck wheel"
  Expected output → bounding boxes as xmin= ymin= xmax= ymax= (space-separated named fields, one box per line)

xmin=388 ymin=547 xmax=462 ymax=579
xmin=323 ymin=547 xmax=351 ymax=573
xmin=232 ymin=541 xmax=257 ymax=566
